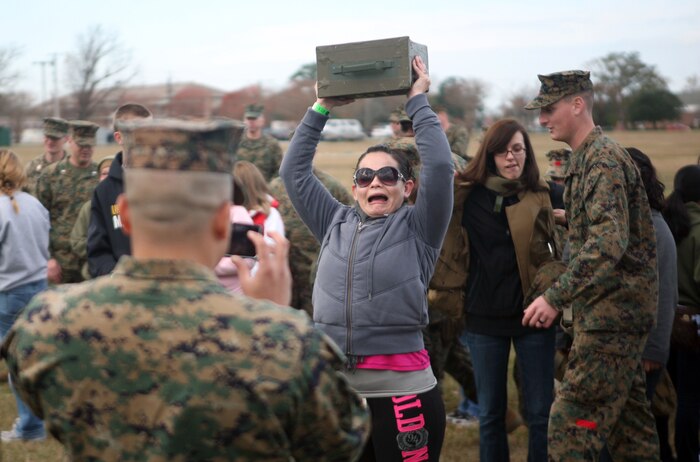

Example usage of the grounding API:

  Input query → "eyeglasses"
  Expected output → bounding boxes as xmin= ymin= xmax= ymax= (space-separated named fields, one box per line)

xmin=495 ymin=144 xmax=527 ymax=158
xmin=353 ymin=166 xmax=405 ymax=188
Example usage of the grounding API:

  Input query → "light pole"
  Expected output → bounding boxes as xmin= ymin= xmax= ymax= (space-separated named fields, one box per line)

xmin=33 ymin=60 xmax=49 ymax=116
xmin=51 ymin=54 xmax=60 ymax=117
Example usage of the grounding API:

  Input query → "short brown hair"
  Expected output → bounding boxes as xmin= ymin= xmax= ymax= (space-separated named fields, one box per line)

xmin=113 ymin=103 xmax=152 ymax=131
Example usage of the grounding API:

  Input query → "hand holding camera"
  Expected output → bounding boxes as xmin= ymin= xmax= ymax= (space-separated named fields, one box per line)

xmin=231 ymin=230 xmax=292 ymax=307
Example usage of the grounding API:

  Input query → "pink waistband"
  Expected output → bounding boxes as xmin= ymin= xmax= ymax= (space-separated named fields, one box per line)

xmin=355 ymin=349 xmax=431 ymax=371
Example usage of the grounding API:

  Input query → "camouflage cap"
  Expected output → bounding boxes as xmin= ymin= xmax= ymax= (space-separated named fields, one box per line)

xmin=69 ymin=120 xmax=99 ymax=146
xmin=389 ymin=105 xmax=409 ymax=123
xmin=244 ymin=104 xmax=264 ymax=119
xmin=398 ymin=110 xmax=411 ymax=123
xmin=43 ymin=117 xmax=69 ymax=138
xmin=116 ymin=118 xmax=245 ymax=173
xmin=545 ymin=148 xmax=571 ymax=179
xmin=545 ymin=148 xmax=572 ymax=162
xmin=524 ymin=70 xmax=593 ymax=110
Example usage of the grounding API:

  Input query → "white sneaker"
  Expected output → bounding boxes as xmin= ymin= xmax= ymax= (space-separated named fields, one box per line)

xmin=446 ymin=410 xmax=479 ymax=427
xmin=0 ymin=419 xmax=46 ymax=442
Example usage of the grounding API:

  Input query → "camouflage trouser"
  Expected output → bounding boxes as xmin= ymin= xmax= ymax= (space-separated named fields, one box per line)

xmin=59 ymin=267 xmax=84 ymax=284
xmin=548 ymin=332 xmax=659 ymax=461
xmin=423 ymin=319 xmax=477 ymax=402
xmin=288 ymin=245 xmax=314 ymax=316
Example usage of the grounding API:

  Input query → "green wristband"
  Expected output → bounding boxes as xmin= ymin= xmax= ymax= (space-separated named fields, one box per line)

xmin=312 ymin=102 xmax=330 ymax=116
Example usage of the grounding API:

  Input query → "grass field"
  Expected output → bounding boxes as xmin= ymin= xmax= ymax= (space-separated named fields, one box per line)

xmin=2 ymin=129 xmax=699 ymax=460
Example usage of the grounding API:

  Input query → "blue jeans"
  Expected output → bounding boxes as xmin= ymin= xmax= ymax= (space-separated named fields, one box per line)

xmin=465 ymin=329 xmax=555 ymax=462
xmin=457 ymin=330 xmax=480 ymax=417
xmin=0 ymin=279 xmax=47 ymax=437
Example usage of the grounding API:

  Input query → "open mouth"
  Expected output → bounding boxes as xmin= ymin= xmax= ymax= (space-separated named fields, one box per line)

xmin=368 ymin=194 xmax=388 ymax=203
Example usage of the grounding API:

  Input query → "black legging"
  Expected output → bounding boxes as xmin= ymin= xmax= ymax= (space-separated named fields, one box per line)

xmin=358 ymin=386 xmax=445 ymax=462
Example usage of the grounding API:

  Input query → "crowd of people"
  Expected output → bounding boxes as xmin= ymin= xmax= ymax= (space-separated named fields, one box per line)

xmin=0 ymin=55 xmax=698 ymax=462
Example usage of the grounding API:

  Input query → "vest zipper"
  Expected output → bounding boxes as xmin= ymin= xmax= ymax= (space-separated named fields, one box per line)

xmin=345 ymin=220 xmax=364 ymax=369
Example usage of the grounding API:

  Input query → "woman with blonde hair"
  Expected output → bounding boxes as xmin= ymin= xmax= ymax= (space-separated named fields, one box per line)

xmin=233 ymin=160 xmax=284 ymax=239
xmin=0 ymin=149 xmax=50 ymax=442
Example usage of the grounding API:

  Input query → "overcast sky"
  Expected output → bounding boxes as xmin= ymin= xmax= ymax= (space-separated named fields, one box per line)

xmin=6 ymin=0 xmax=700 ymax=113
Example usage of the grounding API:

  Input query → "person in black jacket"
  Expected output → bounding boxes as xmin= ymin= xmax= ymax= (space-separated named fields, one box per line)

xmin=87 ymin=103 xmax=152 ymax=277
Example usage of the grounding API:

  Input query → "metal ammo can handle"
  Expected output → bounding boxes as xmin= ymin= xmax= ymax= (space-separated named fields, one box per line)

xmin=331 ymin=60 xmax=394 ymax=74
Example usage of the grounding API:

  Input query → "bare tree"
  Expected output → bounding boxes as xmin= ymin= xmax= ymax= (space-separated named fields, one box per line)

xmin=684 ymin=75 xmax=700 ymax=93
xmin=0 ymin=46 xmax=20 ymax=91
xmin=65 ymin=26 xmax=135 ymax=120
xmin=588 ymin=51 xmax=667 ymax=128
xmin=496 ymin=86 xmax=539 ymax=129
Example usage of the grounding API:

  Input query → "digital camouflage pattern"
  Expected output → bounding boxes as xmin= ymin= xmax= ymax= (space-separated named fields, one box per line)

xmin=445 ymin=124 xmax=470 ymax=161
xmin=22 ymin=152 xmax=66 ymax=195
xmin=36 ymin=156 xmax=99 ymax=283
xmin=236 ymin=135 xmax=283 ymax=181
xmin=68 ymin=120 xmax=99 ymax=146
xmin=395 ymin=107 xmax=411 ymax=123
xmin=422 ymin=321 xmax=477 ymax=402
xmin=43 ymin=117 xmax=69 ymax=138
xmin=545 ymin=148 xmax=571 ymax=181
xmin=384 ymin=136 xmax=421 ymax=171
xmin=549 ymin=332 xmax=659 ymax=460
xmin=388 ymin=106 xmax=404 ymax=123
xmin=543 ymin=127 xmax=657 ymax=333
xmin=268 ymin=168 xmax=353 ymax=316
xmin=117 ymin=119 xmax=245 ymax=173
xmin=70 ymin=199 xmax=92 ymax=281
xmin=543 ymin=127 xmax=659 ymax=460
xmin=22 ymin=119 xmax=70 ymax=195
xmin=1 ymin=258 xmax=370 ymax=461
xmin=525 ymin=70 xmax=593 ymax=110
xmin=244 ymin=104 xmax=264 ymax=119
xmin=384 ymin=136 xmax=467 ymax=177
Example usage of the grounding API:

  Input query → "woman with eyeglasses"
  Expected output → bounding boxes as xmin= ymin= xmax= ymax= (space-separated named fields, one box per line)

xmin=280 ymin=57 xmax=454 ymax=462
xmin=430 ymin=119 xmax=559 ymax=461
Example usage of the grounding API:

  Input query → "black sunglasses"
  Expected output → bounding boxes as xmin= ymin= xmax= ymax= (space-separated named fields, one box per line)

xmin=353 ymin=166 xmax=405 ymax=188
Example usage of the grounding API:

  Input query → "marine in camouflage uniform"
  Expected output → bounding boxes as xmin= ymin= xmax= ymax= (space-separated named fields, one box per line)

xmin=384 ymin=108 xmax=467 ymax=172
xmin=545 ymin=148 xmax=571 ymax=186
xmin=268 ymin=168 xmax=353 ymax=316
xmin=445 ymin=124 xmax=470 ymax=161
xmin=1 ymin=118 xmax=369 ymax=461
xmin=382 ymin=105 xmax=404 ymax=142
xmin=237 ymin=104 xmax=283 ymax=181
xmin=435 ymin=105 xmax=470 ymax=162
xmin=384 ymin=118 xmax=467 ymax=204
xmin=525 ymin=71 xmax=659 ymax=461
xmin=23 ymin=117 xmax=69 ymax=195
xmin=36 ymin=121 xmax=99 ymax=284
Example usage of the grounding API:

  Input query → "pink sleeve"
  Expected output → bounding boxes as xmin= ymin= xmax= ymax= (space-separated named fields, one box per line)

xmin=231 ymin=205 xmax=253 ymax=224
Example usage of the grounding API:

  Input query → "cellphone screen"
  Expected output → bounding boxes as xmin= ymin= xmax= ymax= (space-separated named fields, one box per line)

xmin=226 ymin=223 xmax=261 ymax=257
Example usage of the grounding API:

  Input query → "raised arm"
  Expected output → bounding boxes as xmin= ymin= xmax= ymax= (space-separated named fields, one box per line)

xmin=407 ymin=57 xmax=455 ymax=248
xmin=279 ymin=95 xmax=353 ymax=242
